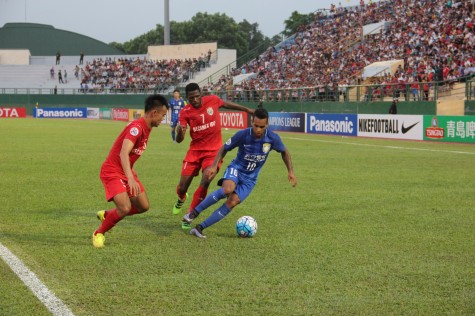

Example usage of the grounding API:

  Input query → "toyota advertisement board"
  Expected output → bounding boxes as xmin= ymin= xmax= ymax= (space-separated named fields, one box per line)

xmin=220 ymin=111 xmax=248 ymax=129
xmin=357 ymin=114 xmax=423 ymax=140
xmin=0 ymin=107 xmax=26 ymax=118
xmin=307 ymin=114 xmax=357 ymax=136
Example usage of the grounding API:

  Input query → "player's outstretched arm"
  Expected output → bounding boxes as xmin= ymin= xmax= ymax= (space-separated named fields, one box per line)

xmin=223 ymin=101 xmax=255 ymax=116
xmin=281 ymin=148 xmax=297 ymax=187
xmin=175 ymin=124 xmax=186 ymax=143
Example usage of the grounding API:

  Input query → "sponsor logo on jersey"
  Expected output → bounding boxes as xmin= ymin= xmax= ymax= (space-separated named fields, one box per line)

xmin=130 ymin=127 xmax=139 ymax=136
xmin=262 ymin=143 xmax=271 ymax=153
xmin=225 ymin=138 xmax=231 ymax=145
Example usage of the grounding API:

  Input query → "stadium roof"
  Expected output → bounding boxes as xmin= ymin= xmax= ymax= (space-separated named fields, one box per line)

xmin=0 ymin=23 xmax=123 ymax=56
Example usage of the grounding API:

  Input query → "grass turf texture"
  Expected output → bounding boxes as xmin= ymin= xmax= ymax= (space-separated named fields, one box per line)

xmin=0 ymin=118 xmax=474 ymax=315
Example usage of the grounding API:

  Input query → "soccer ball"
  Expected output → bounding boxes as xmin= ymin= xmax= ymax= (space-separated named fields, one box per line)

xmin=236 ymin=216 xmax=258 ymax=238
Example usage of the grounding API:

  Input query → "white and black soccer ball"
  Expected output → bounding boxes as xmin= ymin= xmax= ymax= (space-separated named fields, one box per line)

xmin=236 ymin=216 xmax=258 ymax=238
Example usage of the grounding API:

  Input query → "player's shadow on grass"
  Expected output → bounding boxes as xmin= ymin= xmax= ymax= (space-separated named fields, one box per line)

xmin=131 ymin=215 xmax=185 ymax=237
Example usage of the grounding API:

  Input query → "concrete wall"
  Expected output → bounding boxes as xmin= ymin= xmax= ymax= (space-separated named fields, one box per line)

xmin=147 ymin=42 xmax=217 ymax=60
xmin=0 ymin=49 xmax=30 ymax=65
xmin=437 ymin=99 xmax=464 ymax=115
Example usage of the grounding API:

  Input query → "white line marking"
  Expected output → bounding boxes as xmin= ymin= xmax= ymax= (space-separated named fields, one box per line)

xmin=0 ymin=242 xmax=75 ymax=316
xmin=283 ymin=136 xmax=475 ymax=155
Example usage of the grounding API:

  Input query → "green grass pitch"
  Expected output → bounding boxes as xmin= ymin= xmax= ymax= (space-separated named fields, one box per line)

xmin=0 ymin=118 xmax=474 ymax=315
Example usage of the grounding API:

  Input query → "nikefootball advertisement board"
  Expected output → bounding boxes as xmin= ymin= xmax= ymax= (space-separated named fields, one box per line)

xmin=357 ymin=114 xmax=423 ymax=140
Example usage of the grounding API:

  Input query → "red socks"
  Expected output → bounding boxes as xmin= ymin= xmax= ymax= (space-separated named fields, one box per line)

xmin=95 ymin=209 xmax=121 ymax=235
xmin=188 ymin=185 xmax=207 ymax=214
xmin=127 ymin=205 xmax=140 ymax=216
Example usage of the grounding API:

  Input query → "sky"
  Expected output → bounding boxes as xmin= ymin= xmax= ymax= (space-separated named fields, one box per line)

xmin=0 ymin=0 xmax=363 ymax=44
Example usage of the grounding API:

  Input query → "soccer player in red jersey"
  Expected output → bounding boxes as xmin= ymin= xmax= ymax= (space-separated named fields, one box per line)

xmin=172 ymin=82 xmax=254 ymax=229
xmin=92 ymin=94 xmax=168 ymax=248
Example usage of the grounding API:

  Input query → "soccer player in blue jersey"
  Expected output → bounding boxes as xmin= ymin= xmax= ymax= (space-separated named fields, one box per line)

xmin=168 ymin=89 xmax=186 ymax=141
xmin=182 ymin=108 xmax=297 ymax=238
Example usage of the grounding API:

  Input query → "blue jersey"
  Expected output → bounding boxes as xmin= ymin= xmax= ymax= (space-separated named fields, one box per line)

xmin=169 ymin=98 xmax=186 ymax=123
xmin=224 ymin=127 xmax=286 ymax=179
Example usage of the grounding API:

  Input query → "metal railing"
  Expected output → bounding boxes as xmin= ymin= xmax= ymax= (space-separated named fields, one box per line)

xmin=0 ymin=78 xmax=470 ymax=102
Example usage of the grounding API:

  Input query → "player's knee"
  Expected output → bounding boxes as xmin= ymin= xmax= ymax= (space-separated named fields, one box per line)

xmin=222 ymin=186 xmax=234 ymax=195
xmin=141 ymin=202 xmax=150 ymax=212
xmin=116 ymin=204 xmax=132 ymax=217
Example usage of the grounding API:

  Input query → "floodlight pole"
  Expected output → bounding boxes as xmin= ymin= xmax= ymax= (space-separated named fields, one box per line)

xmin=164 ymin=0 xmax=170 ymax=45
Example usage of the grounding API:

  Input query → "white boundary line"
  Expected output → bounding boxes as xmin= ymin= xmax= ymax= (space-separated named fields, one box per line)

xmin=0 ymin=242 xmax=75 ymax=316
xmin=282 ymin=136 xmax=475 ymax=155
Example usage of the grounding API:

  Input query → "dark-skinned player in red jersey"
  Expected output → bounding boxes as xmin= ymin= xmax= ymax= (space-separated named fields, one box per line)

xmin=172 ymin=82 xmax=254 ymax=230
xmin=92 ymin=94 xmax=168 ymax=248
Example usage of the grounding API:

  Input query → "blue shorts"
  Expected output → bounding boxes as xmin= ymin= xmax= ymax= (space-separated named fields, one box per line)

xmin=218 ymin=164 xmax=256 ymax=202
xmin=170 ymin=119 xmax=179 ymax=128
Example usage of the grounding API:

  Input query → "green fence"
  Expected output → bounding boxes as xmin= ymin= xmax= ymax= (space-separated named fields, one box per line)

xmin=0 ymin=94 xmax=437 ymax=116
xmin=464 ymin=101 xmax=475 ymax=115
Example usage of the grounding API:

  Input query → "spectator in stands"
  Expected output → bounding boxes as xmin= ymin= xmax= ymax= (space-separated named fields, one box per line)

xmin=74 ymin=65 xmax=79 ymax=79
xmin=50 ymin=67 xmax=55 ymax=79
xmin=79 ymin=52 xmax=84 ymax=65
xmin=56 ymin=51 xmax=61 ymax=65
xmin=58 ymin=70 xmax=64 ymax=84
xmin=64 ymin=70 xmax=68 ymax=83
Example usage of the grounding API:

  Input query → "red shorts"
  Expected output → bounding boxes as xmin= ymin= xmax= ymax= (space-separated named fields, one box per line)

xmin=182 ymin=149 xmax=223 ymax=177
xmin=100 ymin=172 xmax=145 ymax=202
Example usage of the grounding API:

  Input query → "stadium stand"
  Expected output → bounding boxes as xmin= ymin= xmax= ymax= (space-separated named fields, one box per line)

xmin=200 ymin=0 xmax=475 ymax=103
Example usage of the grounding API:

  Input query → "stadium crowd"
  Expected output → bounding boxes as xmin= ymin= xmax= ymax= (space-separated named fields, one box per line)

xmin=201 ymin=0 xmax=475 ymax=102
xmin=75 ymin=55 xmax=209 ymax=93
xmin=54 ymin=0 xmax=475 ymax=100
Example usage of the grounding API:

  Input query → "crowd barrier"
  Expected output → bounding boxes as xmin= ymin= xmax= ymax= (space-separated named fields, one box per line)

xmin=1 ymin=106 xmax=473 ymax=144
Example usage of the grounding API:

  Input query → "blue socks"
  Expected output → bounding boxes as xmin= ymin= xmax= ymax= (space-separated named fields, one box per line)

xmin=195 ymin=188 xmax=226 ymax=213
xmin=200 ymin=203 xmax=231 ymax=229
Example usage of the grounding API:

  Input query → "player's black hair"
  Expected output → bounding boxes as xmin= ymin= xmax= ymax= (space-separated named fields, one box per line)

xmin=144 ymin=94 xmax=169 ymax=112
xmin=173 ymin=89 xmax=180 ymax=93
xmin=253 ymin=108 xmax=269 ymax=120
xmin=185 ymin=83 xmax=201 ymax=95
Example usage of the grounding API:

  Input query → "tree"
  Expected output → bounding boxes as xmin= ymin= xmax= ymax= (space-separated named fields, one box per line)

xmin=283 ymin=11 xmax=314 ymax=36
xmin=110 ymin=12 xmax=272 ymax=58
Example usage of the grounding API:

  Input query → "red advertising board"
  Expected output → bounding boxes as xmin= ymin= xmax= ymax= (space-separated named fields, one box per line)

xmin=0 ymin=107 xmax=26 ymax=118
xmin=112 ymin=108 xmax=129 ymax=121
xmin=220 ymin=111 xmax=248 ymax=128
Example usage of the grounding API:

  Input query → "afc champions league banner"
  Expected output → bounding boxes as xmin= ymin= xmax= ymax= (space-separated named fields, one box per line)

xmin=267 ymin=112 xmax=305 ymax=133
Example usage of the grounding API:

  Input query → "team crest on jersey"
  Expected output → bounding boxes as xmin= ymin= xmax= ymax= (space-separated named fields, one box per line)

xmin=207 ymin=107 xmax=213 ymax=115
xmin=262 ymin=143 xmax=271 ymax=153
xmin=130 ymin=127 xmax=139 ymax=136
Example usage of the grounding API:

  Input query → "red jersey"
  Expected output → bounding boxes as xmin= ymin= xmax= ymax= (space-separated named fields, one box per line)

xmin=178 ymin=95 xmax=225 ymax=151
xmin=101 ymin=117 xmax=151 ymax=178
